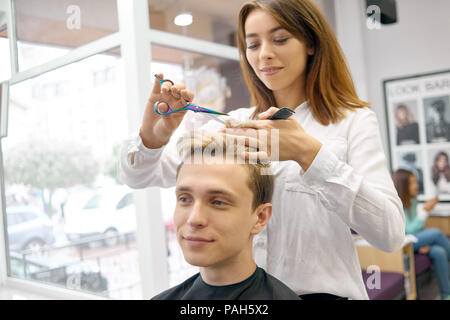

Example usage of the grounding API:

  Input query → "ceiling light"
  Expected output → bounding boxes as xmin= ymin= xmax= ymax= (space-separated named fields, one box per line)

xmin=174 ymin=13 xmax=192 ymax=26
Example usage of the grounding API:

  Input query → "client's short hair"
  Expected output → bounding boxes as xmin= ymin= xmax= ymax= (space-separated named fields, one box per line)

xmin=176 ymin=131 xmax=274 ymax=210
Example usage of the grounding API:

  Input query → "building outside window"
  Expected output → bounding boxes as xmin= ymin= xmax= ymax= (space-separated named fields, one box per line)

xmin=0 ymin=0 xmax=260 ymax=299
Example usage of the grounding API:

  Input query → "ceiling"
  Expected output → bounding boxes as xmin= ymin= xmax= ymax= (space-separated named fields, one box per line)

xmin=8 ymin=0 xmax=327 ymax=65
xmin=148 ymin=0 xmax=324 ymax=25
xmin=148 ymin=0 xmax=247 ymax=23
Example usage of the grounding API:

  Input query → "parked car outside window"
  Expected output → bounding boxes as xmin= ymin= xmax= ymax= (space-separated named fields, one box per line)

xmin=63 ymin=186 xmax=136 ymax=247
xmin=7 ymin=206 xmax=55 ymax=253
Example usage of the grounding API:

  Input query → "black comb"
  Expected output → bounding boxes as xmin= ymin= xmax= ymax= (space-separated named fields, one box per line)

xmin=268 ymin=107 xmax=295 ymax=120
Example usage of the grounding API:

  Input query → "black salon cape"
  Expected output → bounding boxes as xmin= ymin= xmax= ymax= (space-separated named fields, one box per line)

xmin=151 ymin=267 xmax=300 ymax=300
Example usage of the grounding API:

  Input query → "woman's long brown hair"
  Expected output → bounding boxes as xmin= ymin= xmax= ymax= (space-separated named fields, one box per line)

xmin=237 ymin=0 xmax=371 ymax=123
xmin=432 ymin=151 xmax=450 ymax=185
xmin=392 ymin=169 xmax=413 ymax=211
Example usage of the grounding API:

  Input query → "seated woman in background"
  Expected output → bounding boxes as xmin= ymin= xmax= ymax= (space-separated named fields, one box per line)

xmin=392 ymin=169 xmax=450 ymax=300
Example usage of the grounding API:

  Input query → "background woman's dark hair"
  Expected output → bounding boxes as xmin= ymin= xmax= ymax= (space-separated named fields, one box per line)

xmin=432 ymin=151 xmax=450 ymax=185
xmin=237 ymin=0 xmax=370 ymax=124
xmin=392 ymin=169 xmax=413 ymax=211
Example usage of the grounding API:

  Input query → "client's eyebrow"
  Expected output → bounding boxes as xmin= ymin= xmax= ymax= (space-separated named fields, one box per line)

xmin=246 ymin=26 xmax=285 ymax=38
xmin=176 ymin=186 xmax=238 ymax=200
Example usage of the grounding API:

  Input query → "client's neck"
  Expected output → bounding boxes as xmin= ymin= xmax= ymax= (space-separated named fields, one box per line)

xmin=199 ymin=246 xmax=257 ymax=286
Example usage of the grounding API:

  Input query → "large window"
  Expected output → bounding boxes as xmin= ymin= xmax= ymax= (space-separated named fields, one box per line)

xmin=3 ymin=48 xmax=142 ymax=299
xmin=1 ymin=0 xmax=244 ymax=299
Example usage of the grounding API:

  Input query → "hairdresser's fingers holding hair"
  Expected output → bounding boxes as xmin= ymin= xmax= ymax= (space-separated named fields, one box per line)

xmin=242 ymin=150 xmax=270 ymax=163
xmin=222 ymin=133 xmax=263 ymax=152
xmin=258 ymin=107 xmax=280 ymax=120
xmin=218 ymin=132 xmax=268 ymax=163
xmin=221 ymin=114 xmax=318 ymax=163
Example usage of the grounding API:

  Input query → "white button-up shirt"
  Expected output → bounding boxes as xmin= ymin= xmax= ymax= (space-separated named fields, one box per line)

xmin=118 ymin=101 xmax=405 ymax=300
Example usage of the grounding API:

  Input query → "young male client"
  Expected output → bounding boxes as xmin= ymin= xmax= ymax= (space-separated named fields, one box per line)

xmin=152 ymin=133 xmax=300 ymax=300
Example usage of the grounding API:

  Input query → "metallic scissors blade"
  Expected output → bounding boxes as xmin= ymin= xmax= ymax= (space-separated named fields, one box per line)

xmin=187 ymin=104 xmax=229 ymax=116
xmin=202 ymin=112 xmax=227 ymax=125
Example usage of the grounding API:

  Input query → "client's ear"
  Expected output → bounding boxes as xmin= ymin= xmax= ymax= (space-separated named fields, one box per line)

xmin=250 ymin=203 xmax=272 ymax=235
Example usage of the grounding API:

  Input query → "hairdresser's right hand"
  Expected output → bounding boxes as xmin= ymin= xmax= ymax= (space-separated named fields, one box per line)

xmin=139 ymin=73 xmax=195 ymax=149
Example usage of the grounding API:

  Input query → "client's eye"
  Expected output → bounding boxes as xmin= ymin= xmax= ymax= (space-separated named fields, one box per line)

xmin=212 ymin=200 xmax=226 ymax=206
xmin=178 ymin=196 xmax=191 ymax=204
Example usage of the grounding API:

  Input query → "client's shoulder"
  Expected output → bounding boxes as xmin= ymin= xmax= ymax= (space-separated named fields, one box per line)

xmin=258 ymin=267 xmax=301 ymax=300
xmin=151 ymin=272 xmax=200 ymax=300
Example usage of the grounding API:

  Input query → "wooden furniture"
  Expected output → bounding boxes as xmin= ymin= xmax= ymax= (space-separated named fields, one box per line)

xmin=424 ymin=215 xmax=450 ymax=235
xmin=355 ymin=237 xmax=417 ymax=300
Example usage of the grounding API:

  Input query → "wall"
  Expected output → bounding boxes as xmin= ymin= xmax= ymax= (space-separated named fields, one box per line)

xmin=335 ymin=0 xmax=450 ymax=165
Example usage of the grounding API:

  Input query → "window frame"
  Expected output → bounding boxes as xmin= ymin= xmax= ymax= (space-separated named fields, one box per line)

xmin=0 ymin=0 xmax=239 ymax=299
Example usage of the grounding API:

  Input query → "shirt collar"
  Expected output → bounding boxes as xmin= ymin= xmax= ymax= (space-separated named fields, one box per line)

xmin=293 ymin=100 xmax=309 ymax=113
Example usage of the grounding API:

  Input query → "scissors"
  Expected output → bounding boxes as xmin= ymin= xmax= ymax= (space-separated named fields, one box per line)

xmin=153 ymin=75 xmax=229 ymax=123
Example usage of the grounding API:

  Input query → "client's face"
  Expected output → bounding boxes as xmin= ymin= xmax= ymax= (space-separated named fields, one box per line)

xmin=174 ymin=163 xmax=257 ymax=267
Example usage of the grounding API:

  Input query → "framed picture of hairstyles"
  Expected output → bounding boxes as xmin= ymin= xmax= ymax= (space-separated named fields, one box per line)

xmin=384 ymin=69 xmax=450 ymax=206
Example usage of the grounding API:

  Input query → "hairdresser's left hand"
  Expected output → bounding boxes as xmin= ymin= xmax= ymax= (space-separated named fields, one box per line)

xmin=221 ymin=107 xmax=322 ymax=171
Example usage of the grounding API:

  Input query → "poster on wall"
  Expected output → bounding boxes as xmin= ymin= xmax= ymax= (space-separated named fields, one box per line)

xmin=384 ymin=69 xmax=450 ymax=205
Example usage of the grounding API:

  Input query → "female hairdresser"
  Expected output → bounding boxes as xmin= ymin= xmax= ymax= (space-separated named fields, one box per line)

xmin=119 ymin=0 xmax=405 ymax=300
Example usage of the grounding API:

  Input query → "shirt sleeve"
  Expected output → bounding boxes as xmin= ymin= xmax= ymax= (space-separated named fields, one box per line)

xmin=117 ymin=133 xmax=180 ymax=189
xmin=301 ymin=109 xmax=405 ymax=252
